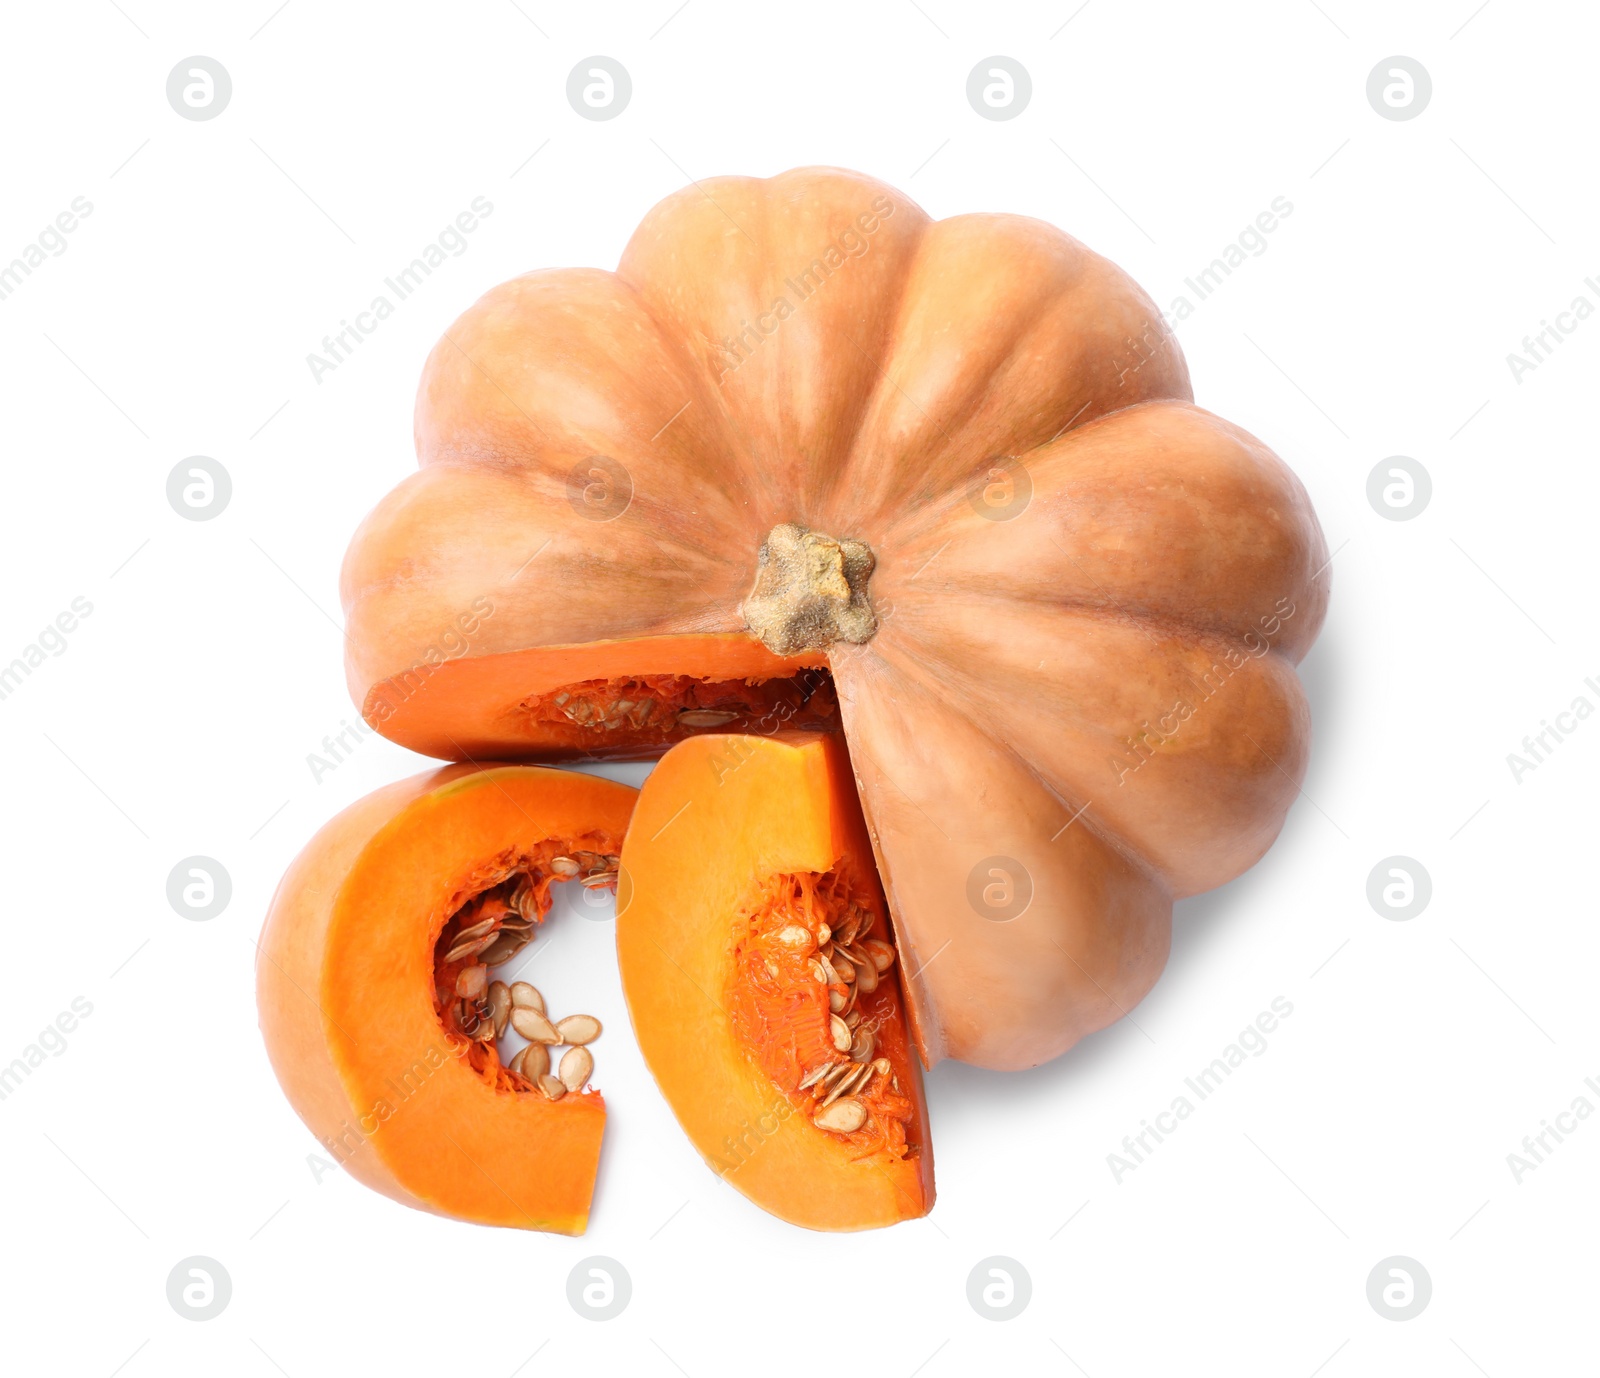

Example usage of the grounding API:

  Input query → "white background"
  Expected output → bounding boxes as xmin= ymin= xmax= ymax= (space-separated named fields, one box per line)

xmin=1 ymin=1 xmax=1594 ymax=1373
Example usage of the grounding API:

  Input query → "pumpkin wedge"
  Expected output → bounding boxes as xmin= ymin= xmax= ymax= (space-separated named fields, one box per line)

xmin=340 ymin=166 xmax=1329 ymax=1070
xmin=256 ymin=763 xmax=635 ymax=1234
xmin=616 ymin=730 xmax=934 ymax=1231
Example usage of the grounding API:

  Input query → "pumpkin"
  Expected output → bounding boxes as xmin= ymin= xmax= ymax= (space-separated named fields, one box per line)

xmin=616 ymin=730 xmax=933 ymax=1230
xmin=340 ymin=166 xmax=1328 ymax=1070
xmin=255 ymin=763 xmax=635 ymax=1233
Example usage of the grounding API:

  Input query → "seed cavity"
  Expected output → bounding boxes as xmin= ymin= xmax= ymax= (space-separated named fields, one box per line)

xmin=433 ymin=855 xmax=614 ymax=1103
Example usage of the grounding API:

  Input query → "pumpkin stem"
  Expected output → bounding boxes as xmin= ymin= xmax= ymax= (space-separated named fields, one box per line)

xmin=743 ymin=523 xmax=877 ymax=656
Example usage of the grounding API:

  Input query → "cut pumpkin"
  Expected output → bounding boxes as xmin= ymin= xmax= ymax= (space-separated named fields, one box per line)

xmin=616 ymin=730 xmax=934 ymax=1231
xmin=255 ymin=762 xmax=635 ymax=1234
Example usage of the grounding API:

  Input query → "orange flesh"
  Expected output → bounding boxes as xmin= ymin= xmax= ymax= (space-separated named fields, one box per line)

xmin=728 ymin=869 xmax=918 ymax=1162
xmin=361 ymin=632 xmax=828 ymax=762
xmin=257 ymin=765 xmax=636 ymax=1234
xmin=617 ymin=731 xmax=934 ymax=1230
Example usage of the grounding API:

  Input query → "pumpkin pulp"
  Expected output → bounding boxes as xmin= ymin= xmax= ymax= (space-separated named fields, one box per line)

xmin=617 ymin=730 xmax=934 ymax=1230
xmin=727 ymin=867 xmax=918 ymax=1156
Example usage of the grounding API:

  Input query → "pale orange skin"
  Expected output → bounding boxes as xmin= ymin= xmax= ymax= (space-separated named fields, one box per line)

xmin=341 ymin=167 xmax=1328 ymax=1071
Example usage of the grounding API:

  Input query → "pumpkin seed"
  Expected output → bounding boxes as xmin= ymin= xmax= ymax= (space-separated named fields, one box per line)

xmin=510 ymin=982 xmax=544 ymax=1013
xmin=815 ymin=953 xmax=839 ymax=984
xmin=538 ymin=1074 xmax=567 ymax=1101
xmin=488 ymin=982 xmax=511 ymax=1037
xmin=817 ymin=924 xmax=832 ymax=945
xmin=677 ymin=709 xmax=740 ymax=726
xmin=508 ymin=1045 xmax=528 ymax=1077
xmin=798 ymin=1064 xmax=831 ymax=1091
xmin=579 ymin=871 xmax=617 ymax=888
xmin=456 ymin=915 xmax=499 ymax=944
xmin=555 ymin=1014 xmax=602 ymax=1046
xmin=813 ymin=1099 xmax=867 ymax=1134
xmin=818 ymin=1071 xmax=852 ymax=1108
xmin=444 ymin=932 xmax=497 ymax=963
xmin=521 ymin=1042 xmax=550 ymax=1080
xmin=455 ymin=964 xmax=488 ymax=1000
xmin=829 ymin=1014 xmax=851 ymax=1052
xmin=777 ymin=925 xmax=812 ymax=949
xmin=849 ymin=1026 xmax=876 ymax=1062
xmin=472 ymin=1016 xmax=496 ymax=1043
xmin=558 ymin=1046 xmax=594 ymax=1093
xmin=833 ymin=952 xmax=856 ymax=984
xmin=860 ymin=937 xmax=895 ymax=974
xmin=872 ymin=1057 xmax=891 ymax=1077
xmin=808 ymin=958 xmax=829 ymax=984
xmin=550 ymin=856 xmax=580 ymax=877
xmin=833 ymin=912 xmax=861 ymax=947
xmin=478 ymin=931 xmax=526 ymax=967
xmin=820 ymin=1059 xmax=872 ymax=1107
xmin=510 ymin=1008 xmax=560 ymax=1043
xmin=851 ymin=951 xmax=879 ymax=995
xmin=828 ymin=987 xmax=848 ymax=1014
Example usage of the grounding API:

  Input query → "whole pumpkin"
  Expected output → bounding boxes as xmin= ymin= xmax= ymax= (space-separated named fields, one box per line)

xmin=341 ymin=166 xmax=1328 ymax=1071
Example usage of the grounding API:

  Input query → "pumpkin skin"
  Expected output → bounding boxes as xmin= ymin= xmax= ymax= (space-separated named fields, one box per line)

xmin=616 ymin=730 xmax=933 ymax=1231
xmin=340 ymin=167 xmax=1328 ymax=1071
xmin=256 ymin=763 xmax=635 ymax=1233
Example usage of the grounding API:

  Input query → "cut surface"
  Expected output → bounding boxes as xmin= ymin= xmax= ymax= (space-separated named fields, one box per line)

xmin=256 ymin=763 xmax=636 ymax=1234
xmin=617 ymin=731 xmax=933 ymax=1231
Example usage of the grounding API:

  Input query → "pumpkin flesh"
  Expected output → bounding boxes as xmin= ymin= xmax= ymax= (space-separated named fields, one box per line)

xmin=256 ymin=764 xmax=635 ymax=1234
xmin=616 ymin=731 xmax=933 ymax=1230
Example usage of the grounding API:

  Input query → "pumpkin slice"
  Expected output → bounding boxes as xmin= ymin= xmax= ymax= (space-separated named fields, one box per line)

xmin=616 ymin=730 xmax=934 ymax=1231
xmin=256 ymin=762 xmax=635 ymax=1234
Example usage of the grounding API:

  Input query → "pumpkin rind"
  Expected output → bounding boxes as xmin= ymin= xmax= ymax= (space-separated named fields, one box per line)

xmin=340 ymin=166 xmax=1328 ymax=1070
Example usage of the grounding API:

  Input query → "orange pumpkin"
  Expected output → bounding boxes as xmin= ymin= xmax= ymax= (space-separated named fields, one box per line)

xmin=340 ymin=166 xmax=1328 ymax=1070
xmin=256 ymin=763 xmax=635 ymax=1233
